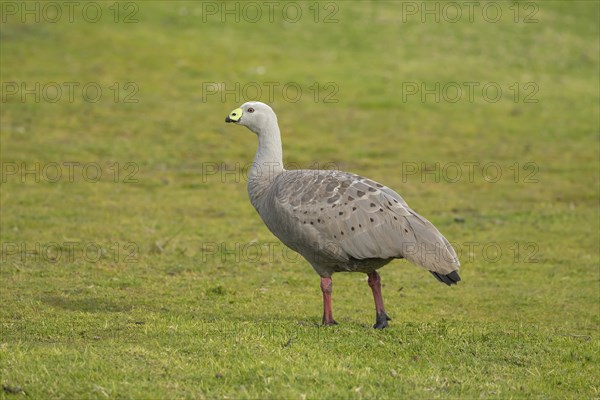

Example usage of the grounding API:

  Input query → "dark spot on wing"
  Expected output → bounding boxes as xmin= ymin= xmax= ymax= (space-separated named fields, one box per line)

xmin=327 ymin=194 xmax=340 ymax=204
xmin=357 ymin=191 xmax=365 ymax=197
xmin=326 ymin=182 xmax=338 ymax=192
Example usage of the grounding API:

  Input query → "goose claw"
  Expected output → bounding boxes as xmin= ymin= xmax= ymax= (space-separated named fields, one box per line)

xmin=373 ymin=312 xmax=391 ymax=329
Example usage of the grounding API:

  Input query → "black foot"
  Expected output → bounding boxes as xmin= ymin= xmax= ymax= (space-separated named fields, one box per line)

xmin=322 ymin=319 xmax=339 ymax=327
xmin=373 ymin=312 xmax=391 ymax=329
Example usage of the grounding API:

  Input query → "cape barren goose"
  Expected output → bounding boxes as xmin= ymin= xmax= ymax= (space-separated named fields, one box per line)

xmin=225 ymin=102 xmax=460 ymax=329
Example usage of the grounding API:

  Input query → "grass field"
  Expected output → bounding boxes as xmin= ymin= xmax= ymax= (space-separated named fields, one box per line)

xmin=1 ymin=1 xmax=599 ymax=398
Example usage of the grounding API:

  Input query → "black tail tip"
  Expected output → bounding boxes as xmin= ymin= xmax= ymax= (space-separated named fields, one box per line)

xmin=430 ymin=270 xmax=461 ymax=286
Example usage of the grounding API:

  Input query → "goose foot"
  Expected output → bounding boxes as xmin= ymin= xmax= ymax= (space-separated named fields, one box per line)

xmin=373 ymin=312 xmax=391 ymax=329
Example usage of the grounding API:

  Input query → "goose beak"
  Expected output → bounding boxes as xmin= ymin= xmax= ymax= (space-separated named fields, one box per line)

xmin=225 ymin=108 xmax=243 ymax=123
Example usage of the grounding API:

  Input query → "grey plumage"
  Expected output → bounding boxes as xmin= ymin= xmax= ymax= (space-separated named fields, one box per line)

xmin=225 ymin=101 xmax=460 ymax=328
xmin=257 ymin=169 xmax=460 ymax=277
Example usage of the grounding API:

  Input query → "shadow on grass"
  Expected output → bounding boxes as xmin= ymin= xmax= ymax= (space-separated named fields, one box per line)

xmin=42 ymin=295 xmax=133 ymax=313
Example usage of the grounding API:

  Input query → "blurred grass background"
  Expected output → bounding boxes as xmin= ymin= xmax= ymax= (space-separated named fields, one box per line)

xmin=1 ymin=1 xmax=599 ymax=398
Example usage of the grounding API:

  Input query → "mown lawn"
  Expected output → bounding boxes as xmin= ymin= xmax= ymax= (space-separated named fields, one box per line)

xmin=1 ymin=1 xmax=598 ymax=398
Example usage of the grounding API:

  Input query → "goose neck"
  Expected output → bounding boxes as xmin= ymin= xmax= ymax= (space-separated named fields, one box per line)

xmin=248 ymin=120 xmax=285 ymax=202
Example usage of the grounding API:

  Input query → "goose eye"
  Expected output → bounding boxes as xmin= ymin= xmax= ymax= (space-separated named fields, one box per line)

xmin=247 ymin=108 xmax=255 ymax=113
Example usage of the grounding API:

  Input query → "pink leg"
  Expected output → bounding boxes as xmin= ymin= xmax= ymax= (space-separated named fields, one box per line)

xmin=320 ymin=277 xmax=338 ymax=326
xmin=368 ymin=271 xmax=391 ymax=329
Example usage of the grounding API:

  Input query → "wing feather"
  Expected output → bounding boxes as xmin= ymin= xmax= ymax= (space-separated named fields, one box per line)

xmin=272 ymin=170 xmax=459 ymax=274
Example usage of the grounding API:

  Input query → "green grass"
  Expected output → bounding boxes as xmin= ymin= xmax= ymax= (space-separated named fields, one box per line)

xmin=1 ymin=1 xmax=599 ymax=398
